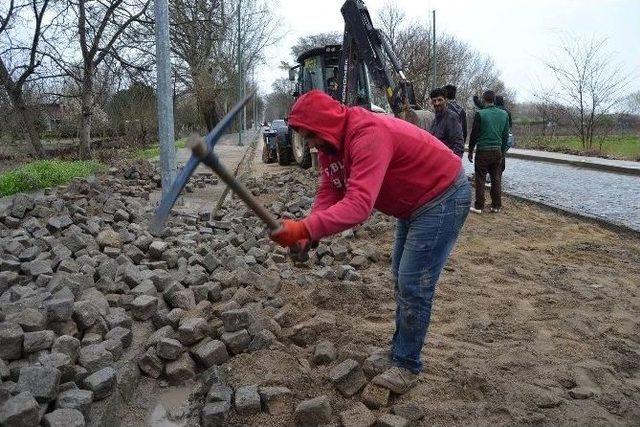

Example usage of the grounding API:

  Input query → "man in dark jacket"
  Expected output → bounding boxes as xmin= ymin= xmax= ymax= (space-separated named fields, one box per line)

xmin=468 ymin=90 xmax=509 ymax=213
xmin=429 ymin=88 xmax=464 ymax=157
xmin=443 ymin=84 xmax=467 ymax=142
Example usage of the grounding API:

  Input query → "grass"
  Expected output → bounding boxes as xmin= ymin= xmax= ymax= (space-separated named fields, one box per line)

xmin=132 ymin=137 xmax=187 ymax=159
xmin=518 ymin=134 xmax=640 ymax=161
xmin=0 ymin=159 xmax=106 ymax=197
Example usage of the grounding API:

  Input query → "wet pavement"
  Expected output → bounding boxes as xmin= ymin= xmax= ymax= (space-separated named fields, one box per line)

xmin=464 ymin=158 xmax=640 ymax=232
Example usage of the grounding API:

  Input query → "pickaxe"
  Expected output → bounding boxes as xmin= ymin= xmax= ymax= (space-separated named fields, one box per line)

xmin=149 ymin=89 xmax=281 ymax=236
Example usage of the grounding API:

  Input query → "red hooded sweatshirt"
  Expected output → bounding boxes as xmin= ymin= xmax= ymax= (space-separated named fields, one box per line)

xmin=288 ymin=90 xmax=461 ymax=241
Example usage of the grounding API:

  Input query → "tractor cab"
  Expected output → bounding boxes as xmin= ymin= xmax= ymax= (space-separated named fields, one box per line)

xmin=289 ymin=44 xmax=384 ymax=112
xmin=279 ymin=44 xmax=386 ymax=169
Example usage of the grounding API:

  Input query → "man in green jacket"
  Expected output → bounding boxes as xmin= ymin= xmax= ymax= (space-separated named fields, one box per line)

xmin=468 ymin=90 xmax=509 ymax=213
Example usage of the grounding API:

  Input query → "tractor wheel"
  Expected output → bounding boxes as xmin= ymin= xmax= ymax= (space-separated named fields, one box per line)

xmin=291 ymin=130 xmax=312 ymax=169
xmin=276 ymin=135 xmax=291 ymax=166
xmin=262 ymin=142 xmax=275 ymax=164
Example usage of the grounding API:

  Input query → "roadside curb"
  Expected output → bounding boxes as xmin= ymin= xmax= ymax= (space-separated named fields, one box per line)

xmin=505 ymin=150 xmax=640 ymax=176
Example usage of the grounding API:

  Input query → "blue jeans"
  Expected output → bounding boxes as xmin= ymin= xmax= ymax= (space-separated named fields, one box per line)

xmin=391 ymin=171 xmax=471 ymax=373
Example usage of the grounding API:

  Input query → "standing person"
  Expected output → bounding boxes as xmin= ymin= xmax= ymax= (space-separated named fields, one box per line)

xmin=468 ymin=90 xmax=509 ymax=214
xmin=443 ymin=84 xmax=467 ymax=143
xmin=429 ymin=88 xmax=464 ymax=157
xmin=269 ymin=90 xmax=471 ymax=394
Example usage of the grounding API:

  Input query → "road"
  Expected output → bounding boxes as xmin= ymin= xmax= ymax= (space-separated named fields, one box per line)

xmin=463 ymin=157 xmax=640 ymax=232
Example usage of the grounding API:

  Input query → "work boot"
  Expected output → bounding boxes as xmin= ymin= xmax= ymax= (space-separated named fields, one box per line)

xmin=372 ymin=366 xmax=418 ymax=394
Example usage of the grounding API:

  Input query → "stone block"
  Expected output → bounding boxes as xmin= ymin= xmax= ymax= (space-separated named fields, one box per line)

xmin=363 ymin=353 xmax=391 ymax=378
xmin=392 ymin=402 xmax=424 ymax=422
xmin=201 ymin=401 xmax=230 ymax=427
xmin=156 ymin=338 xmax=184 ymax=360
xmin=130 ymin=295 xmax=158 ymax=320
xmin=328 ymin=359 xmax=367 ymax=397
xmin=221 ymin=308 xmax=251 ymax=332
xmin=0 ymin=391 xmax=41 ymax=426
xmin=176 ymin=317 xmax=207 ymax=345
xmin=38 ymin=352 xmax=75 ymax=383
xmin=339 ymin=402 xmax=375 ymax=427
xmin=42 ymin=408 xmax=85 ymax=427
xmin=234 ymin=385 xmax=261 ymax=416
xmin=165 ymin=353 xmax=195 ymax=384
xmin=55 ymin=388 xmax=93 ymax=416
xmin=23 ymin=329 xmax=55 ymax=353
xmin=17 ymin=366 xmax=61 ymax=402
xmin=105 ymin=326 xmax=132 ymax=348
xmin=258 ymin=386 xmax=291 ymax=415
xmin=313 ymin=340 xmax=337 ymax=365
xmin=46 ymin=297 xmax=74 ymax=322
xmin=191 ymin=339 xmax=229 ymax=368
xmin=83 ymin=367 xmax=116 ymax=400
xmin=9 ymin=308 xmax=46 ymax=332
xmin=79 ymin=343 xmax=113 ymax=373
xmin=294 ymin=395 xmax=331 ymax=426
xmin=52 ymin=335 xmax=80 ymax=363
xmin=248 ymin=329 xmax=276 ymax=352
xmin=206 ymin=383 xmax=232 ymax=403
xmin=148 ymin=241 xmax=169 ymax=260
xmin=0 ymin=321 xmax=24 ymax=360
xmin=220 ymin=329 xmax=250 ymax=355
xmin=165 ymin=289 xmax=196 ymax=310
xmin=138 ymin=347 xmax=163 ymax=378
xmin=361 ymin=383 xmax=390 ymax=409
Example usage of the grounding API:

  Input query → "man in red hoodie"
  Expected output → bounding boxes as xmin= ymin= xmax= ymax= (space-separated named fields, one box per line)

xmin=270 ymin=90 xmax=471 ymax=394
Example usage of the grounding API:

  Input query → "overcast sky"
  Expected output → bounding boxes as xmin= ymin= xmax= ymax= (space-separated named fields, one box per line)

xmin=257 ymin=0 xmax=640 ymax=103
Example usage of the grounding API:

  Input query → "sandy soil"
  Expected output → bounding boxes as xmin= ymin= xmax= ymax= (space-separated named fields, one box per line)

xmin=222 ymin=157 xmax=640 ymax=426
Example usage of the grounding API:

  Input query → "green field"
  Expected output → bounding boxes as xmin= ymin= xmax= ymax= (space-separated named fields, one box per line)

xmin=133 ymin=137 xmax=187 ymax=159
xmin=0 ymin=160 xmax=106 ymax=197
xmin=518 ymin=135 xmax=640 ymax=161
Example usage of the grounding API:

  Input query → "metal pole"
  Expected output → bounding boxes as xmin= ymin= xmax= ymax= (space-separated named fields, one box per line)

xmin=252 ymin=68 xmax=256 ymax=128
xmin=432 ymin=10 xmax=436 ymax=90
xmin=237 ymin=0 xmax=243 ymax=146
xmin=154 ymin=0 xmax=177 ymax=196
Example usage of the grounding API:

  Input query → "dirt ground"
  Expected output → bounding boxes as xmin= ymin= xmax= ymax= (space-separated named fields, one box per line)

xmin=223 ymin=156 xmax=640 ymax=426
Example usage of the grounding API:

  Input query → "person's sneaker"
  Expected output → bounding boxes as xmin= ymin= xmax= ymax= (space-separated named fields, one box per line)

xmin=490 ymin=207 xmax=501 ymax=213
xmin=470 ymin=207 xmax=482 ymax=214
xmin=372 ymin=366 xmax=418 ymax=394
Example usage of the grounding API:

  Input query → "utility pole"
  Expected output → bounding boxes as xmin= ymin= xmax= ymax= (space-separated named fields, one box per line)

xmin=432 ymin=10 xmax=437 ymax=90
xmin=154 ymin=0 xmax=176 ymax=197
xmin=237 ymin=0 xmax=243 ymax=146
xmin=252 ymin=67 xmax=256 ymax=128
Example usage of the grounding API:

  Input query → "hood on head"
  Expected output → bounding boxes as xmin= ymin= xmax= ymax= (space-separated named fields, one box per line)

xmin=287 ymin=90 xmax=347 ymax=150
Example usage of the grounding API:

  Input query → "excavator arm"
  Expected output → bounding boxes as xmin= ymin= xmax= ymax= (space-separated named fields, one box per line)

xmin=336 ymin=0 xmax=422 ymax=116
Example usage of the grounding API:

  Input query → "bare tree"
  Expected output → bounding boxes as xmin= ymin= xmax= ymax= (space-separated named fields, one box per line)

xmin=169 ymin=0 xmax=281 ymax=131
xmin=45 ymin=0 xmax=152 ymax=159
xmin=376 ymin=5 xmax=511 ymax=109
xmin=290 ymin=32 xmax=342 ymax=58
xmin=263 ymin=77 xmax=295 ymax=121
xmin=625 ymin=91 xmax=640 ymax=115
xmin=539 ymin=35 xmax=631 ymax=149
xmin=0 ymin=0 xmax=51 ymax=157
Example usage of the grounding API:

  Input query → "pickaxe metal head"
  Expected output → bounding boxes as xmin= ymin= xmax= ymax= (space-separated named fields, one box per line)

xmin=150 ymin=89 xmax=257 ymax=234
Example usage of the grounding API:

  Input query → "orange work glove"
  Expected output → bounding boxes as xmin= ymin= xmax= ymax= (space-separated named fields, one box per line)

xmin=270 ymin=219 xmax=310 ymax=248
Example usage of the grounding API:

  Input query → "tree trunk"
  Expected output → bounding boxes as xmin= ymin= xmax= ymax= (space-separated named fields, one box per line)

xmin=78 ymin=71 xmax=94 ymax=159
xmin=1 ymin=59 xmax=45 ymax=158
xmin=16 ymin=101 xmax=45 ymax=158
xmin=193 ymin=71 xmax=219 ymax=131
